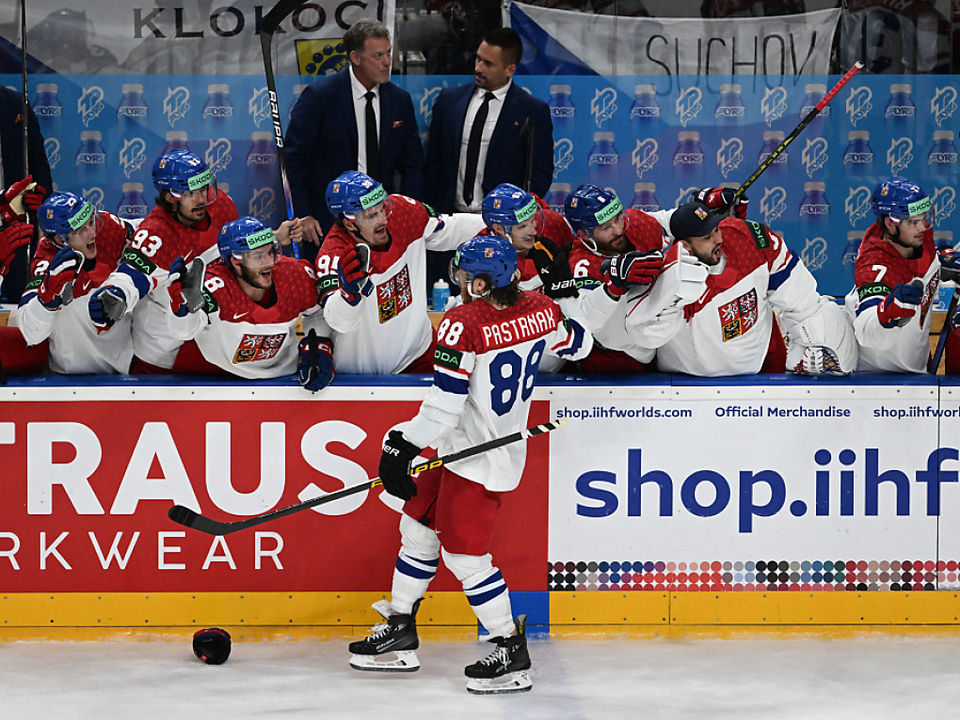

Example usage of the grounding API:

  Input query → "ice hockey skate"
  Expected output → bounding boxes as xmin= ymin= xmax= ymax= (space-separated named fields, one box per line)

xmin=348 ymin=598 xmax=422 ymax=672
xmin=464 ymin=614 xmax=532 ymax=695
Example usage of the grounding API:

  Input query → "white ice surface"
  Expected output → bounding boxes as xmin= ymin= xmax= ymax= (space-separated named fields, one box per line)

xmin=2 ymin=633 xmax=959 ymax=719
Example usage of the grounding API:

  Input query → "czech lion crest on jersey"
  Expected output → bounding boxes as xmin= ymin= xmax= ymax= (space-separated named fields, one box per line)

xmin=719 ymin=288 xmax=759 ymax=341
xmin=234 ymin=333 xmax=285 ymax=363
xmin=377 ymin=265 xmax=413 ymax=323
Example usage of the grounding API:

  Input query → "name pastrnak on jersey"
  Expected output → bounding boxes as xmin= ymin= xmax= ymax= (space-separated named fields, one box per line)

xmin=400 ymin=291 xmax=592 ymax=492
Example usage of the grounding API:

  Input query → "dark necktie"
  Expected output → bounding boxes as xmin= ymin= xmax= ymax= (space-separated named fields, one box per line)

xmin=462 ymin=91 xmax=494 ymax=206
xmin=364 ymin=91 xmax=380 ymax=181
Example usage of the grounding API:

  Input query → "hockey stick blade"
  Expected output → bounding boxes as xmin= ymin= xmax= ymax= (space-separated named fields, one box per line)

xmin=733 ymin=61 xmax=863 ymax=202
xmin=167 ymin=417 xmax=569 ymax=536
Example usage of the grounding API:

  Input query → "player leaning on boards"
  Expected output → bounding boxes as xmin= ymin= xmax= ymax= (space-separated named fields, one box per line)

xmin=844 ymin=177 xmax=959 ymax=373
xmin=562 ymin=184 xmax=674 ymax=374
xmin=317 ymin=171 xmax=485 ymax=374
xmin=625 ymin=195 xmax=858 ymax=377
xmin=348 ymin=234 xmax=592 ymax=694
xmin=13 ymin=191 xmax=134 ymax=374
xmin=164 ymin=217 xmax=334 ymax=390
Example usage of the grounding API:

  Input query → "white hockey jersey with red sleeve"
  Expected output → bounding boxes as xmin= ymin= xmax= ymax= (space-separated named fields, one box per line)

xmin=316 ymin=195 xmax=484 ymax=374
xmin=843 ymin=222 xmax=939 ymax=373
xmin=166 ymin=256 xmax=329 ymax=379
xmin=396 ymin=291 xmax=592 ymax=492
xmin=627 ymin=217 xmax=823 ymax=376
xmin=15 ymin=212 xmax=134 ymax=374
xmin=103 ymin=193 xmax=238 ymax=368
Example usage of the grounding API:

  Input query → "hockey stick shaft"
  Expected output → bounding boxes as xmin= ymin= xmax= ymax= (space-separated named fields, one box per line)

xmin=929 ymin=287 xmax=959 ymax=373
xmin=520 ymin=118 xmax=534 ymax=193
xmin=733 ymin=61 xmax=863 ymax=202
xmin=168 ymin=417 xmax=569 ymax=536
xmin=259 ymin=0 xmax=308 ymax=260
xmin=20 ymin=0 xmax=29 ymax=179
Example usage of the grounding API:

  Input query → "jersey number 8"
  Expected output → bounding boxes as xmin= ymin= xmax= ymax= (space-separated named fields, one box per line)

xmin=490 ymin=339 xmax=545 ymax=416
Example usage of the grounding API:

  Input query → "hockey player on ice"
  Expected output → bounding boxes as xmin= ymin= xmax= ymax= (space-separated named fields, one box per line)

xmin=13 ymin=191 xmax=134 ymax=374
xmin=316 ymin=171 xmax=485 ymax=374
xmin=348 ymin=234 xmax=592 ymax=694
xmin=164 ymin=217 xmax=334 ymax=389
xmin=625 ymin=199 xmax=858 ymax=376
xmin=844 ymin=176 xmax=959 ymax=373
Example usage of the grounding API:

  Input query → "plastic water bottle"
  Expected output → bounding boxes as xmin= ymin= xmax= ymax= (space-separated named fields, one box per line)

xmin=432 ymin=279 xmax=450 ymax=312
xmin=673 ymin=131 xmax=705 ymax=189
xmin=884 ymin=83 xmax=916 ymax=138
xmin=630 ymin=182 xmax=660 ymax=212
xmin=33 ymin=83 xmax=63 ymax=137
xmin=928 ymin=130 xmax=959 ymax=182
xmin=162 ymin=131 xmax=190 ymax=155
xmin=75 ymin=130 xmax=108 ymax=190
xmin=202 ymin=83 xmax=234 ymax=139
xmin=799 ymin=181 xmax=829 ymax=229
xmin=117 ymin=182 xmax=149 ymax=222
xmin=548 ymin=84 xmax=575 ymax=140
xmin=630 ymin=84 xmax=660 ymax=138
xmin=117 ymin=83 xmax=148 ymax=129
xmin=715 ymin=84 xmax=746 ymax=129
xmin=841 ymin=230 xmax=861 ymax=288
xmin=545 ymin=182 xmax=570 ymax=216
xmin=843 ymin=130 xmax=875 ymax=185
xmin=800 ymin=83 xmax=827 ymax=136
xmin=587 ymin=131 xmax=619 ymax=194
xmin=758 ymin=130 xmax=788 ymax=183
xmin=245 ymin=131 xmax=280 ymax=226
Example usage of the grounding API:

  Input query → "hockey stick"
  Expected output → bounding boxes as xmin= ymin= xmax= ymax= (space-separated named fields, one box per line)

xmin=168 ymin=416 xmax=569 ymax=536
xmin=259 ymin=0 xmax=308 ymax=260
xmin=519 ymin=118 xmax=534 ymax=193
xmin=929 ymin=287 xmax=959 ymax=373
xmin=732 ymin=61 xmax=864 ymax=203
xmin=20 ymin=0 xmax=29 ymax=179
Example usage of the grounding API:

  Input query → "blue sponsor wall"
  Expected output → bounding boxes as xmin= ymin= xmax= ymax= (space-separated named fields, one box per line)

xmin=8 ymin=73 xmax=958 ymax=297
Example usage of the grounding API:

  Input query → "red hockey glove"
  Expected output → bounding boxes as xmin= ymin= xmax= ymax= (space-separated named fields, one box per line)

xmin=694 ymin=187 xmax=748 ymax=220
xmin=37 ymin=243 xmax=83 ymax=309
xmin=0 ymin=221 xmax=32 ymax=275
xmin=337 ymin=244 xmax=372 ymax=306
xmin=876 ymin=280 xmax=924 ymax=328
xmin=0 ymin=176 xmax=35 ymax=225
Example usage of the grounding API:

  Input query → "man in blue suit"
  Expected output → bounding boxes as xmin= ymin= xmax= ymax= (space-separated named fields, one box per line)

xmin=424 ymin=28 xmax=553 ymax=214
xmin=285 ymin=19 xmax=425 ymax=260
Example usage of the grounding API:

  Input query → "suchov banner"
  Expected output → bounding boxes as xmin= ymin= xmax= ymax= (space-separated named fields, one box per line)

xmin=506 ymin=3 xmax=841 ymax=77
xmin=0 ymin=0 xmax=393 ymax=76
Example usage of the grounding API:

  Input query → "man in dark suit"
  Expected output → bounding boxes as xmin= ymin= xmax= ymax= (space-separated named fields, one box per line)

xmin=424 ymin=28 xmax=553 ymax=214
xmin=0 ymin=86 xmax=52 ymax=303
xmin=285 ymin=19 xmax=425 ymax=260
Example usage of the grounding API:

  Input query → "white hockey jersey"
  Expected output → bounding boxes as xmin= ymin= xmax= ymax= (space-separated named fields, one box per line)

xmin=317 ymin=195 xmax=484 ymax=374
xmin=167 ymin=256 xmax=330 ymax=379
xmin=16 ymin=212 xmax=134 ymax=374
xmin=397 ymin=291 xmax=592 ymax=492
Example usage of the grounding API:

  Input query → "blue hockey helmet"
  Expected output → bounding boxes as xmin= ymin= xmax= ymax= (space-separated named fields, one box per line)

xmin=481 ymin=183 xmax=544 ymax=236
xmin=218 ymin=216 xmax=278 ymax=265
xmin=450 ymin=234 xmax=518 ymax=289
xmin=564 ymin=184 xmax=625 ymax=234
xmin=38 ymin=191 xmax=102 ymax=246
xmin=153 ymin=149 xmax=217 ymax=200
xmin=326 ymin=171 xmax=391 ymax=223
xmin=872 ymin=177 xmax=932 ymax=224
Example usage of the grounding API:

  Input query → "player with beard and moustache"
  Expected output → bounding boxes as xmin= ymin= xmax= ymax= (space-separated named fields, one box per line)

xmin=626 ymin=201 xmax=857 ymax=377
xmin=316 ymin=171 xmax=485 ymax=374
xmin=844 ymin=177 xmax=959 ymax=373
xmin=87 ymin=150 xmax=300 ymax=373
xmin=164 ymin=217 xmax=334 ymax=389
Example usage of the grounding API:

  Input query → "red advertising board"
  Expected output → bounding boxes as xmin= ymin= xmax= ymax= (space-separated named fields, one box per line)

xmin=0 ymin=394 xmax=550 ymax=594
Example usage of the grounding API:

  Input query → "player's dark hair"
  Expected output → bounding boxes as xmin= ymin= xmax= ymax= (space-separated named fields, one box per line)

xmin=484 ymin=275 xmax=521 ymax=307
xmin=344 ymin=18 xmax=390 ymax=57
xmin=156 ymin=192 xmax=175 ymax=215
xmin=482 ymin=28 xmax=523 ymax=67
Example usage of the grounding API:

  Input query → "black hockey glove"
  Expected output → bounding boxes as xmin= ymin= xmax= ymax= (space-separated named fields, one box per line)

xmin=528 ymin=238 xmax=577 ymax=299
xmin=379 ymin=430 xmax=421 ymax=501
